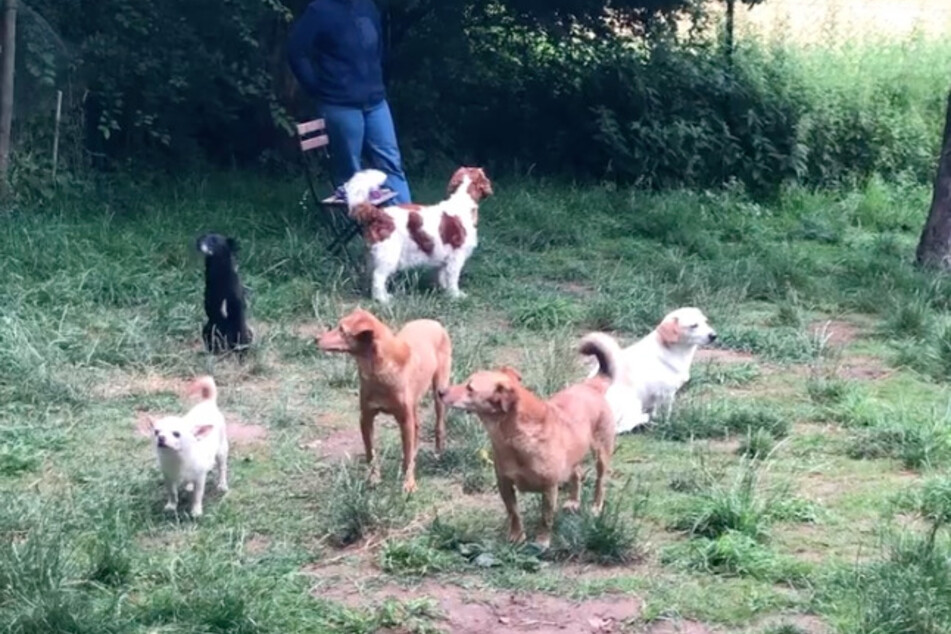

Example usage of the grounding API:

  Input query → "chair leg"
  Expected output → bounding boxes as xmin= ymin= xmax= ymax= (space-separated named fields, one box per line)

xmin=328 ymin=221 xmax=361 ymax=255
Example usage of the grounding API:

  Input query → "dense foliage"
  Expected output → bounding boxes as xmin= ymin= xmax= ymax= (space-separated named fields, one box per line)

xmin=14 ymin=0 xmax=951 ymax=194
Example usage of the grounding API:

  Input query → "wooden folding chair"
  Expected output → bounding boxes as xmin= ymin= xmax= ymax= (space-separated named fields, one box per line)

xmin=296 ymin=119 xmax=397 ymax=267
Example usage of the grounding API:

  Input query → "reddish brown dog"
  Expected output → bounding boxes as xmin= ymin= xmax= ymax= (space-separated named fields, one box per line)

xmin=317 ymin=308 xmax=452 ymax=493
xmin=439 ymin=334 xmax=618 ymax=547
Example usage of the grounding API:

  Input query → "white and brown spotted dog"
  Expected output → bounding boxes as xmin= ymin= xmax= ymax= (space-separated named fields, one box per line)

xmin=347 ymin=167 xmax=492 ymax=304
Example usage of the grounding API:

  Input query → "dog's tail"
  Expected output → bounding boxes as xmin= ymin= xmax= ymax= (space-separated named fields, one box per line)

xmin=187 ymin=376 xmax=218 ymax=402
xmin=579 ymin=332 xmax=623 ymax=380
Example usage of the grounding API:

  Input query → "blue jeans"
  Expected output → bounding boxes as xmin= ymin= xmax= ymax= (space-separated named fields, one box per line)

xmin=321 ymin=100 xmax=411 ymax=204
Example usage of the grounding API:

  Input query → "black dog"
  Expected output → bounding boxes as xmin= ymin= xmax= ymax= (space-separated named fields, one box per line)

xmin=197 ymin=233 xmax=253 ymax=353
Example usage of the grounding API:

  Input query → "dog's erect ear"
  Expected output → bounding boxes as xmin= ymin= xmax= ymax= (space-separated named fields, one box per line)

xmin=138 ymin=414 xmax=158 ymax=437
xmin=353 ymin=327 xmax=375 ymax=346
xmin=657 ymin=316 xmax=682 ymax=347
xmin=226 ymin=237 xmax=239 ymax=253
xmin=499 ymin=366 xmax=522 ymax=383
xmin=193 ymin=424 xmax=215 ymax=439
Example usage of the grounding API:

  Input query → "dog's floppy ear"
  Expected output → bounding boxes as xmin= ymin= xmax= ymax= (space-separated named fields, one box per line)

xmin=474 ymin=169 xmax=493 ymax=199
xmin=193 ymin=424 xmax=215 ymax=438
xmin=657 ymin=316 xmax=682 ymax=346
xmin=447 ymin=167 xmax=466 ymax=197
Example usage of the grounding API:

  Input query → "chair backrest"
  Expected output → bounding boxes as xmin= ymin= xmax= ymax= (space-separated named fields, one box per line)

xmin=296 ymin=119 xmax=329 ymax=153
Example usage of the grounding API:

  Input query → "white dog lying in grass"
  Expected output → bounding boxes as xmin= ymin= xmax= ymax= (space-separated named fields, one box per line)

xmin=589 ymin=307 xmax=717 ymax=433
xmin=147 ymin=376 xmax=229 ymax=517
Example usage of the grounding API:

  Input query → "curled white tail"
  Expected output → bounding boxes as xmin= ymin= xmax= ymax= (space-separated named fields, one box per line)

xmin=579 ymin=332 xmax=624 ymax=380
xmin=188 ymin=376 xmax=218 ymax=402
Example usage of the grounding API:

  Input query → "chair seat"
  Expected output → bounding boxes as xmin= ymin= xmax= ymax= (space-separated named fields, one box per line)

xmin=321 ymin=188 xmax=398 ymax=207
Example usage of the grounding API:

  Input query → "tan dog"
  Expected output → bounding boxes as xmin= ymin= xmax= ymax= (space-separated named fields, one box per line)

xmin=440 ymin=334 xmax=618 ymax=547
xmin=317 ymin=308 xmax=452 ymax=493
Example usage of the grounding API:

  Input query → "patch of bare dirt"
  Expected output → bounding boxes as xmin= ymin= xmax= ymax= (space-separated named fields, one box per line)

xmin=311 ymin=575 xmax=641 ymax=634
xmin=706 ymin=438 xmax=742 ymax=454
xmin=303 ymin=428 xmax=365 ymax=460
xmin=244 ymin=534 xmax=272 ymax=555
xmin=559 ymin=282 xmax=595 ymax=298
xmin=810 ymin=319 xmax=862 ymax=347
xmin=226 ymin=420 xmax=267 ymax=446
xmin=695 ymin=349 xmax=756 ymax=364
xmin=749 ymin=615 xmax=829 ymax=634
xmin=644 ymin=620 xmax=714 ymax=634
xmin=96 ymin=373 xmax=183 ymax=399
xmin=837 ymin=355 xmax=891 ymax=381
xmin=295 ymin=322 xmax=326 ymax=341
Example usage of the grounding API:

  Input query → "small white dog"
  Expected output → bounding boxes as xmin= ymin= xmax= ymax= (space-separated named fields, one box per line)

xmin=346 ymin=166 xmax=492 ymax=303
xmin=589 ymin=307 xmax=717 ymax=433
xmin=148 ymin=376 xmax=229 ymax=517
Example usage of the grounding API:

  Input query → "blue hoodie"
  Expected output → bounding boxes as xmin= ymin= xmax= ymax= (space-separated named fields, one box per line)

xmin=286 ymin=0 xmax=385 ymax=108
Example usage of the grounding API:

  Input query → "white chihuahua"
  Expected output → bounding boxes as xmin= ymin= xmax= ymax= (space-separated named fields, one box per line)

xmin=148 ymin=376 xmax=229 ymax=517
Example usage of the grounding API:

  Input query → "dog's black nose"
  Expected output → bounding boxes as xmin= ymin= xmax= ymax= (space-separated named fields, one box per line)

xmin=709 ymin=332 xmax=718 ymax=342
xmin=157 ymin=436 xmax=167 ymax=447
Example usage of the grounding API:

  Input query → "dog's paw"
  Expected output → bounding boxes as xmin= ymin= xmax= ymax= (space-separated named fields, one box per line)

xmin=402 ymin=477 xmax=417 ymax=494
xmin=507 ymin=528 xmax=526 ymax=544
xmin=190 ymin=505 xmax=203 ymax=518
xmin=562 ymin=499 xmax=581 ymax=513
xmin=184 ymin=482 xmax=195 ymax=493
xmin=533 ymin=534 xmax=552 ymax=550
xmin=448 ymin=289 xmax=467 ymax=300
xmin=367 ymin=465 xmax=382 ymax=486
xmin=163 ymin=502 xmax=177 ymax=513
xmin=217 ymin=483 xmax=229 ymax=494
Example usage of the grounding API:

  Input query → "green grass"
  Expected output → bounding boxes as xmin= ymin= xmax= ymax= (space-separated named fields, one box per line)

xmin=2 ymin=167 xmax=951 ymax=632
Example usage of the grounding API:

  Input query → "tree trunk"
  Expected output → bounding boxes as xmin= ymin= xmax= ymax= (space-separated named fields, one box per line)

xmin=0 ymin=0 xmax=17 ymax=201
xmin=724 ymin=0 xmax=735 ymax=68
xmin=916 ymin=88 xmax=951 ymax=269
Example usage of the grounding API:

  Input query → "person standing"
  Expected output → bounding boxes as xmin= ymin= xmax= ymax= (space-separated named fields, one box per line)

xmin=287 ymin=0 xmax=412 ymax=204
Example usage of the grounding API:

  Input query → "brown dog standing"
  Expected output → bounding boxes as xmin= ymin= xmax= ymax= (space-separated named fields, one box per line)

xmin=317 ymin=308 xmax=452 ymax=493
xmin=440 ymin=333 xmax=618 ymax=547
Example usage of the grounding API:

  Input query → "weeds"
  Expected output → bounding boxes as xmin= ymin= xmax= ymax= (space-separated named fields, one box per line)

xmin=662 ymin=530 xmax=809 ymax=583
xmin=669 ymin=458 xmax=813 ymax=541
xmin=846 ymin=411 xmax=951 ymax=470
xmin=657 ymin=399 xmax=790 ymax=442
xmin=322 ymin=460 xmax=411 ymax=547
xmin=3 ymin=155 xmax=951 ymax=630
xmin=548 ymin=486 xmax=648 ymax=565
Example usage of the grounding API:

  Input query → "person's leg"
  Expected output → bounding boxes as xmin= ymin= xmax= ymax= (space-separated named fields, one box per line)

xmin=321 ymin=103 xmax=366 ymax=188
xmin=362 ymin=100 xmax=412 ymax=203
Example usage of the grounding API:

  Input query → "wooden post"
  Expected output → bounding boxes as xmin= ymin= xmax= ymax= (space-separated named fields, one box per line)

xmin=0 ymin=0 xmax=16 ymax=200
xmin=52 ymin=90 xmax=62 ymax=181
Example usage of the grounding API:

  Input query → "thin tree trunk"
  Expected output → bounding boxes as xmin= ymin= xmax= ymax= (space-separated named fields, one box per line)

xmin=916 ymin=88 xmax=951 ymax=269
xmin=724 ymin=0 xmax=735 ymax=68
xmin=0 ymin=0 xmax=17 ymax=201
